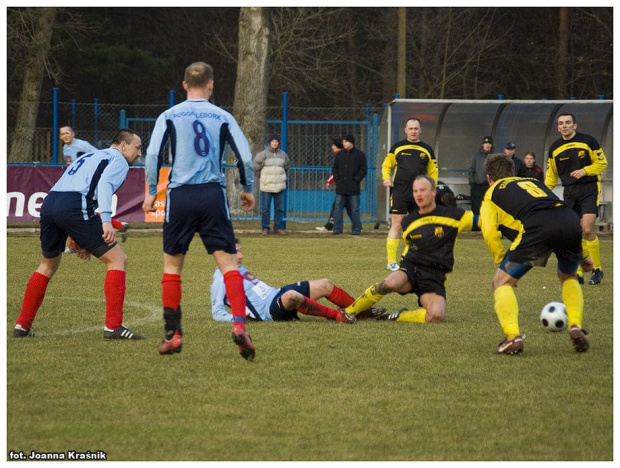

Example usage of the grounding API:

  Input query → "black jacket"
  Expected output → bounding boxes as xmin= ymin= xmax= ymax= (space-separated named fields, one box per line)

xmin=332 ymin=147 xmax=367 ymax=195
xmin=518 ymin=164 xmax=543 ymax=181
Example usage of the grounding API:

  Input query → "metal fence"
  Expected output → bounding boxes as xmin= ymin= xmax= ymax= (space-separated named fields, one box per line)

xmin=8 ymin=92 xmax=383 ymax=224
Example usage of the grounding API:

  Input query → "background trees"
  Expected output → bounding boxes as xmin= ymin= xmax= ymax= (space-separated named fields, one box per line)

xmin=8 ymin=7 xmax=612 ymax=107
xmin=7 ymin=7 xmax=613 ymax=160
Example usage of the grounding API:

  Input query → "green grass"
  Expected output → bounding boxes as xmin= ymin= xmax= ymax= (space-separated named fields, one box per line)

xmin=6 ymin=232 xmax=613 ymax=460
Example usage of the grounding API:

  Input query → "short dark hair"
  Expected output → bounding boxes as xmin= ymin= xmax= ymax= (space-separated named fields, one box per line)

xmin=184 ymin=62 xmax=214 ymax=88
xmin=111 ymin=129 xmax=139 ymax=146
xmin=484 ymin=153 xmax=515 ymax=182
xmin=332 ymin=138 xmax=344 ymax=149
xmin=557 ymin=113 xmax=576 ymax=124
xmin=405 ymin=117 xmax=421 ymax=127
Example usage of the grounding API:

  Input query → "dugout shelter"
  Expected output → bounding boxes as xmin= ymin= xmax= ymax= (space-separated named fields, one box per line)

xmin=377 ymin=99 xmax=613 ymax=228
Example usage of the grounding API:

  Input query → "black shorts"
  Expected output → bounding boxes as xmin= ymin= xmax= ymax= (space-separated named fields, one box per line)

xmin=563 ymin=182 xmax=599 ymax=217
xmin=501 ymin=207 xmax=582 ymax=278
xmin=390 ymin=185 xmax=417 ymax=215
xmin=163 ymin=183 xmax=236 ymax=255
xmin=398 ymin=260 xmax=447 ymax=306
xmin=39 ymin=192 xmax=116 ymax=259
xmin=269 ymin=281 xmax=310 ymax=321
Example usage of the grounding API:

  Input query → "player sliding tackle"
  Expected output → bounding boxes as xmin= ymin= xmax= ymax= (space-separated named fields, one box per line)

xmin=345 ymin=176 xmax=479 ymax=323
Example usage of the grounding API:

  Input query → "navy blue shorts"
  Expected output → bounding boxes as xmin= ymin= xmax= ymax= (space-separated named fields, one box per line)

xmin=39 ymin=192 xmax=116 ymax=258
xmin=398 ymin=260 xmax=447 ymax=306
xmin=269 ymin=281 xmax=311 ymax=321
xmin=163 ymin=183 xmax=236 ymax=255
xmin=500 ymin=207 xmax=582 ymax=279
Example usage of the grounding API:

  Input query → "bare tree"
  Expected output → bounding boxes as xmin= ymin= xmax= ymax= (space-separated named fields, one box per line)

xmin=233 ymin=7 xmax=270 ymax=156
xmin=557 ymin=7 xmax=569 ymax=98
xmin=8 ymin=8 xmax=56 ymax=162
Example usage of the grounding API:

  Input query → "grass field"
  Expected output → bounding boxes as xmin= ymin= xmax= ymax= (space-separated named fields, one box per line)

xmin=5 ymin=230 xmax=613 ymax=461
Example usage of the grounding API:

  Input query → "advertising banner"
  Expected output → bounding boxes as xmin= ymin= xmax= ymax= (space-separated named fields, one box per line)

xmin=7 ymin=166 xmax=147 ymax=222
xmin=144 ymin=167 xmax=170 ymax=223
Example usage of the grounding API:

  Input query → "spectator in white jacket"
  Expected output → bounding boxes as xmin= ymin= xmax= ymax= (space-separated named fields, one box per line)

xmin=254 ymin=134 xmax=290 ymax=235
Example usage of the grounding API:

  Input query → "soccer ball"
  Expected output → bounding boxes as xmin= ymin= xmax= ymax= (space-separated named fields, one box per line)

xmin=540 ymin=302 xmax=568 ymax=332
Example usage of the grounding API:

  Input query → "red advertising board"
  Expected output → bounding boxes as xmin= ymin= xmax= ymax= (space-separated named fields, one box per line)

xmin=6 ymin=166 xmax=147 ymax=222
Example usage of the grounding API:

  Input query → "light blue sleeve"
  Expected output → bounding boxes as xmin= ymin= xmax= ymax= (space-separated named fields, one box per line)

xmin=225 ymin=116 xmax=254 ymax=193
xmin=210 ymin=269 xmax=233 ymax=322
xmin=76 ymin=139 xmax=99 ymax=153
xmin=96 ymin=155 xmax=129 ymax=222
xmin=145 ymin=113 xmax=170 ymax=195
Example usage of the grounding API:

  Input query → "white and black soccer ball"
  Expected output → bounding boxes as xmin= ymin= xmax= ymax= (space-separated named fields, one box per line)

xmin=540 ymin=302 xmax=568 ymax=332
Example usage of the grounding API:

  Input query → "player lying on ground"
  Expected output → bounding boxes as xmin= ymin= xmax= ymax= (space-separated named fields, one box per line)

xmin=211 ymin=239 xmax=373 ymax=323
xmin=13 ymin=129 xmax=145 ymax=340
xmin=481 ymin=154 xmax=593 ymax=355
xmin=344 ymin=176 xmax=479 ymax=323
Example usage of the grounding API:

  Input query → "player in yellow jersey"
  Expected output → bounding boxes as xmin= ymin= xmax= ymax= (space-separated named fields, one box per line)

xmin=382 ymin=118 xmax=438 ymax=271
xmin=481 ymin=154 xmax=593 ymax=355
xmin=345 ymin=176 xmax=477 ymax=324
xmin=545 ymin=113 xmax=608 ymax=285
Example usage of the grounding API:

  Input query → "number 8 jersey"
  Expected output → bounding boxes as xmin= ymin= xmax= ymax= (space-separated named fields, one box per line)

xmin=145 ymin=98 xmax=254 ymax=196
xmin=480 ymin=176 xmax=565 ymax=265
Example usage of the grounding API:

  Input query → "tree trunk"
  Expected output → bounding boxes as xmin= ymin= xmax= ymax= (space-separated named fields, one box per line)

xmin=396 ymin=7 xmax=406 ymax=98
xmin=9 ymin=8 xmax=56 ymax=163
xmin=233 ymin=7 xmax=270 ymax=158
xmin=556 ymin=7 xmax=569 ymax=99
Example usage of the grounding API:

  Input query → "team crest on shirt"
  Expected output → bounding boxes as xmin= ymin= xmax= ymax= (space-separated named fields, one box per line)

xmin=578 ymin=150 xmax=586 ymax=158
xmin=434 ymin=227 xmax=444 ymax=238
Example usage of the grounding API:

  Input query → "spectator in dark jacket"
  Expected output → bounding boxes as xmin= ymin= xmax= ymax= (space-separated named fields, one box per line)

xmin=332 ymin=134 xmax=367 ymax=235
xmin=503 ymin=142 xmax=524 ymax=175
xmin=468 ymin=135 xmax=493 ymax=215
xmin=518 ymin=151 xmax=544 ymax=181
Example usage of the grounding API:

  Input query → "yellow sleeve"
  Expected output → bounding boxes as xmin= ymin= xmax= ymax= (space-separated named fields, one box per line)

xmin=583 ymin=148 xmax=608 ymax=177
xmin=382 ymin=152 xmax=396 ymax=181
xmin=458 ymin=210 xmax=475 ymax=233
xmin=426 ymin=156 xmax=439 ymax=183
xmin=480 ymin=200 xmax=505 ymax=265
xmin=544 ymin=156 xmax=559 ymax=190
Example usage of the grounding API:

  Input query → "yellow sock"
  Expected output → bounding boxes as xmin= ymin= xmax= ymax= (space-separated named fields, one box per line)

xmin=581 ymin=238 xmax=590 ymax=260
xmin=396 ymin=308 xmax=427 ymax=323
xmin=576 ymin=264 xmax=583 ymax=277
xmin=345 ymin=285 xmax=384 ymax=315
xmin=563 ymin=278 xmax=583 ymax=328
xmin=494 ymin=285 xmax=520 ymax=339
xmin=586 ymin=237 xmax=602 ymax=270
xmin=386 ymin=238 xmax=400 ymax=265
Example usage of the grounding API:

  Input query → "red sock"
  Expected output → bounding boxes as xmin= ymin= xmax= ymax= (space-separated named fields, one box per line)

xmin=223 ymin=270 xmax=246 ymax=334
xmin=110 ymin=218 xmax=123 ymax=230
xmin=104 ymin=270 xmax=126 ymax=329
xmin=162 ymin=273 xmax=182 ymax=310
xmin=69 ymin=239 xmax=76 ymax=250
xmin=16 ymin=272 xmax=50 ymax=330
xmin=297 ymin=297 xmax=340 ymax=320
xmin=326 ymin=285 xmax=355 ymax=307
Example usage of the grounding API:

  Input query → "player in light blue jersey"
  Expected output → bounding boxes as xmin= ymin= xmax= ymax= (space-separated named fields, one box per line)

xmin=211 ymin=240 xmax=358 ymax=323
xmin=60 ymin=126 xmax=99 ymax=164
xmin=13 ymin=129 xmax=144 ymax=341
xmin=60 ymin=126 xmax=129 ymax=251
xmin=142 ymin=62 xmax=257 ymax=360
